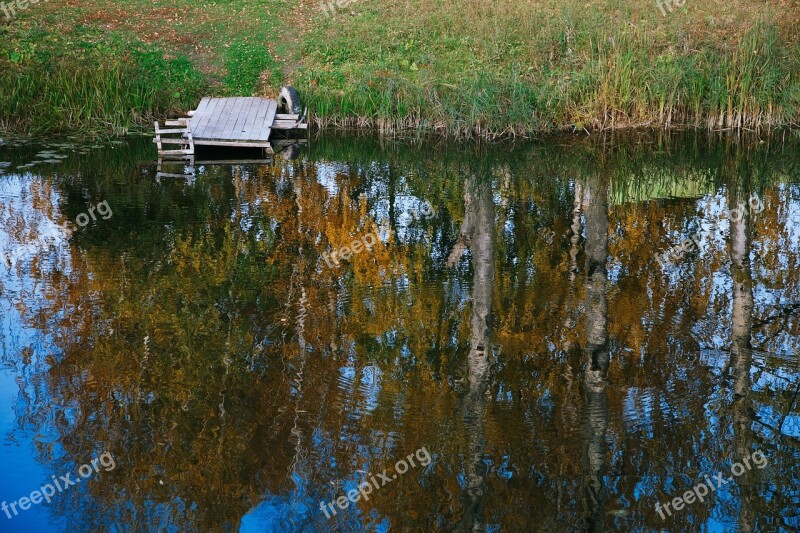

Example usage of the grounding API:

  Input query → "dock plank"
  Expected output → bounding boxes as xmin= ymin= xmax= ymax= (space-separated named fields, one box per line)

xmin=194 ymin=140 xmax=272 ymax=148
xmin=202 ymin=97 xmax=231 ymax=140
xmin=261 ymin=100 xmax=278 ymax=141
xmin=190 ymin=98 xmax=219 ymax=138
xmin=233 ymin=98 xmax=258 ymax=141
xmin=202 ymin=98 xmax=233 ymax=139
xmin=217 ymin=97 xmax=246 ymax=140
xmin=181 ymin=97 xmax=286 ymax=145
xmin=193 ymin=98 xmax=211 ymax=117
xmin=225 ymin=98 xmax=250 ymax=140
xmin=254 ymin=100 xmax=274 ymax=140
xmin=245 ymin=98 xmax=268 ymax=140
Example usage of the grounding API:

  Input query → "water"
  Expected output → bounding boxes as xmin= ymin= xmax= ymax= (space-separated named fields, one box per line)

xmin=0 ymin=133 xmax=798 ymax=532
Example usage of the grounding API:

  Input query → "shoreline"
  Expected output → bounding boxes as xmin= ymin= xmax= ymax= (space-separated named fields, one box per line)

xmin=2 ymin=119 xmax=800 ymax=145
xmin=3 ymin=115 xmax=798 ymax=143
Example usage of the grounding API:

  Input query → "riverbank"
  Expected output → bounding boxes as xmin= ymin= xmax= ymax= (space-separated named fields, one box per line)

xmin=1 ymin=0 xmax=798 ymax=137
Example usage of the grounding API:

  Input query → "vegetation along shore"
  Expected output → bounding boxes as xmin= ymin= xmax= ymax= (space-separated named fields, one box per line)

xmin=1 ymin=0 xmax=799 ymax=138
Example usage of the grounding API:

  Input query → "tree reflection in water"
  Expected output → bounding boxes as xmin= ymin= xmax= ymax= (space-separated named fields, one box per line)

xmin=0 ymin=135 xmax=798 ymax=531
xmin=580 ymin=174 xmax=610 ymax=531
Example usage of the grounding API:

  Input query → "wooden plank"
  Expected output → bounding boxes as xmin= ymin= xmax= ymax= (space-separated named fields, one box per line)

xmin=219 ymin=97 xmax=245 ymax=141
xmin=261 ymin=100 xmax=278 ymax=141
xmin=156 ymin=138 xmax=193 ymax=145
xmin=233 ymin=98 xmax=258 ymax=140
xmin=202 ymin=98 xmax=223 ymax=134
xmin=193 ymin=159 xmax=273 ymax=165
xmin=219 ymin=97 xmax=247 ymax=140
xmin=155 ymin=155 xmax=194 ymax=164
xmin=157 ymin=172 xmax=195 ymax=179
xmin=271 ymin=139 xmax=308 ymax=147
xmin=198 ymin=98 xmax=230 ymax=140
xmin=182 ymin=98 xmax=208 ymax=132
xmin=155 ymin=127 xmax=191 ymax=134
xmin=158 ymin=149 xmax=194 ymax=155
xmin=192 ymin=98 xmax=211 ymax=117
xmin=190 ymin=98 xmax=220 ymax=139
xmin=142 ymin=159 xmax=273 ymax=167
xmin=250 ymin=98 xmax=273 ymax=139
xmin=272 ymin=120 xmax=307 ymax=128
xmin=275 ymin=113 xmax=299 ymax=120
xmin=216 ymin=98 xmax=242 ymax=139
xmin=153 ymin=121 xmax=162 ymax=152
xmin=251 ymin=100 xmax=271 ymax=140
xmin=195 ymin=98 xmax=231 ymax=137
xmin=186 ymin=98 xmax=211 ymax=119
xmin=240 ymin=98 xmax=266 ymax=140
xmin=262 ymin=100 xmax=278 ymax=139
xmin=259 ymin=99 xmax=278 ymax=139
xmin=241 ymin=98 xmax=264 ymax=139
xmin=193 ymin=139 xmax=272 ymax=148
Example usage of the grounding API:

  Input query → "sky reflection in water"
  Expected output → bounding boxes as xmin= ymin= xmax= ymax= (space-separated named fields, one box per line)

xmin=0 ymin=134 xmax=798 ymax=532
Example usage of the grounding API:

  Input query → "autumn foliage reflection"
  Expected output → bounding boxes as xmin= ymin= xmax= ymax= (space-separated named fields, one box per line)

xmin=2 ymin=134 xmax=799 ymax=531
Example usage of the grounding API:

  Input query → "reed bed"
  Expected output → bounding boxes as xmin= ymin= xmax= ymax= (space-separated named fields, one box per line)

xmin=300 ymin=0 xmax=800 ymax=137
xmin=0 ymin=0 xmax=798 ymax=137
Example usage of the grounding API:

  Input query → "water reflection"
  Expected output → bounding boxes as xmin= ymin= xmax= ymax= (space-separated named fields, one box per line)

xmin=581 ymin=174 xmax=610 ymax=530
xmin=449 ymin=174 xmax=495 ymax=531
xmin=729 ymin=190 xmax=757 ymax=533
xmin=0 ymin=134 xmax=799 ymax=532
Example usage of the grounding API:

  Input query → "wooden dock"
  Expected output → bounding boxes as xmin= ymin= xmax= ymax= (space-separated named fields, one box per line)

xmin=154 ymin=95 xmax=307 ymax=157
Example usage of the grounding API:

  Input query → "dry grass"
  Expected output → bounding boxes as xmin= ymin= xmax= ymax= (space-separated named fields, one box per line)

xmin=1 ymin=0 xmax=798 ymax=136
xmin=300 ymin=0 xmax=800 ymax=136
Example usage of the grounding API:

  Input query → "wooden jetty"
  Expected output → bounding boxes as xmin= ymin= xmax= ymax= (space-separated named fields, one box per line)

xmin=154 ymin=93 xmax=307 ymax=158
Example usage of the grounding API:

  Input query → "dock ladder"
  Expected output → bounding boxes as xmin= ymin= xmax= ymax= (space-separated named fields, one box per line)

xmin=154 ymin=118 xmax=195 ymax=157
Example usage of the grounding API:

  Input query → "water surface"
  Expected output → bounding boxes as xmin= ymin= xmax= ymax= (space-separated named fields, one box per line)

xmin=0 ymin=134 xmax=799 ymax=531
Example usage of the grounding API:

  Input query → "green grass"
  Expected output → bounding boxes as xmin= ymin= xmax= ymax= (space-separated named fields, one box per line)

xmin=222 ymin=40 xmax=283 ymax=96
xmin=298 ymin=1 xmax=800 ymax=137
xmin=0 ymin=24 xmax=206 ymax=134
xmin=0 ymin=0 xmax=798 ymax=137
xmin=0 ymin=0 xmax=295 ymax=135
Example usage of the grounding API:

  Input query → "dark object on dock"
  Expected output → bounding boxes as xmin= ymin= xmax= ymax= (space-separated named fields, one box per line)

xmin=154 ymin=86 xmax=307 ymax=157
xmin=279 ymin=86 xmax=304 ymax=116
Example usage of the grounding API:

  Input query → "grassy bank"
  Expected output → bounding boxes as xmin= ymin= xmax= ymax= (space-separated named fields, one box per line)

xmin=0 ymin=0 xmax=295 ymax=134
xmin=300 ymin=0 xmax=800 ymax=136
xmin=1 ymin=0 xmax=799 ymax=137
xmin=0 ymin=24 xmax=205 ymax=134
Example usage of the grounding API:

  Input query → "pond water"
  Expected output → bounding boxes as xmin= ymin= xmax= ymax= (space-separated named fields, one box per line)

xmin=0 ymin=134 xmax=798 ymax=532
